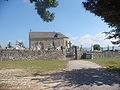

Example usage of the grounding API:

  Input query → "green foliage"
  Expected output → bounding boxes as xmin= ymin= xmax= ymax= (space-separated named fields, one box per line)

xmin=30 ymin=0 xmax=58 ymax=22
xmin=83 ymin=0 xmax=120 ymax=28
xmin=7 ymin=42 xmax=12 ymax=48
xmin=17 ymin=41 xmax=25 ymax=48
xmin=83 ymin=0 xmax=120 ymax=45
xmin=93 ymin=44 xmax=101 ymax=50
xmin=30 ymin=0 xmax=59 ymax=22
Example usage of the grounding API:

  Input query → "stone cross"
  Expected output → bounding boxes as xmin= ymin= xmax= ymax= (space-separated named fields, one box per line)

xmin=80 ymin=45 xmax=83 ymax=51
xmin=68 ymin=41 xmax=72 ymax=48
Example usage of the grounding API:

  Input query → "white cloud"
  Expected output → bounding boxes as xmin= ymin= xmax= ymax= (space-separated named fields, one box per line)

xmin=70 ymin=36 xmax=79 ymax=41
xmin=69 ymin=33 xmax=114 ymax=47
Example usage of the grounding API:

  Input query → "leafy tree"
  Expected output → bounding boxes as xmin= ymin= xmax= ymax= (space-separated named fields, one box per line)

xmin=16 ymin=40 xmax=25 ymax=48
xmin=3 ymin=0 xmax=58 ymax=22
xmin=7 ymin=42 xmax=12 ymax=48
xmin=18 ymin=41 xmax=25 ymax=48
xmin=93 ymin=44 xmax=101 ymax=50
xmin=83 ymin=0 xmax=120 ymax=45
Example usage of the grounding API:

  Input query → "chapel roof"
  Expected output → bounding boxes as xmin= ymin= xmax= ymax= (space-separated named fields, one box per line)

xmin=29 ymin=32 xmax=69 ymax=39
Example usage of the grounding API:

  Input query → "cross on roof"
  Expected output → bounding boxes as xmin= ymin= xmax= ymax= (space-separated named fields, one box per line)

xmin=68 ymin=41 xmax=72 ymax=48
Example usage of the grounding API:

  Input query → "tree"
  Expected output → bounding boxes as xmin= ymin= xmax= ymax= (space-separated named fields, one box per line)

xmin=17 ymin=40 xmax=25 ymax=48
xmin=7 ymin=41 xmax=12 ymax=48
xmin=93 ymin=44 xmax=101 ymax=50
xmin=3 ymin=0 xmax=58 ymax=22
xmin=83 ymin=0 xmax=120 ymax=45
xmin=15 ymin=40 xmax=26 ymax=49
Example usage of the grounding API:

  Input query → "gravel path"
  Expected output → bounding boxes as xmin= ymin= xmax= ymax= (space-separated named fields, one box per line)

xmin=68 ymin=60 xmax=102 ymax=70
xmin=66 ymin=60 xmax=120 ymax=90
xmin=0 ymin=60 xmax=120 ymax=90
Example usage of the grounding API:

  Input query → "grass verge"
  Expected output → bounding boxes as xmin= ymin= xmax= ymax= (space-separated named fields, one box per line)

xmin=85 ymin=58 xmax=120 ymax=73
xmin=0 ymin=60 xmax=67 ymax=74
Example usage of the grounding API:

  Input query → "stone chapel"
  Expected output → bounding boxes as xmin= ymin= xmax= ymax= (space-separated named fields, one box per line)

xmin=29 ymin=32 xmax=69 ymax=50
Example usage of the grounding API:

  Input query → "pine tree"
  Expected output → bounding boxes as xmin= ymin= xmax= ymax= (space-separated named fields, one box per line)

xmin=83 ymin=0 xmax=120 ymax=45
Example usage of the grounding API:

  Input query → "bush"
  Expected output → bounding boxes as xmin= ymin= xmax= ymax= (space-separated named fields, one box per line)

xmin=93 ymin=44 xmax=101 ymax=50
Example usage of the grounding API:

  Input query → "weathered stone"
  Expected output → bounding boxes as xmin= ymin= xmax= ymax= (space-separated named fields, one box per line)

xmin=88 ymin=51 xmax=120 ymax=59
xmin=0 ymin=49 xmax=66 ymax=60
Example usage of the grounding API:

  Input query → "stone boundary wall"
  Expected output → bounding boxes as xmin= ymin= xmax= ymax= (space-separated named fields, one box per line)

xmin=90 ymin=51 xmax=120 ymax=59
xmin=77 ymin=50 xmax=85 ymax=59
xmin=0 ymin=49 xmax=66 ymax=60
xmin=1 ymin=49 xmax=120 ymax=60
xmin=76 ymin=50 xmax=120 ymax=59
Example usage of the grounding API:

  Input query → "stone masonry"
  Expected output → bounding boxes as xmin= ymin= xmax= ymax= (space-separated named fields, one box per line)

xmin=0 ymin=49 xmax=66 ymax=60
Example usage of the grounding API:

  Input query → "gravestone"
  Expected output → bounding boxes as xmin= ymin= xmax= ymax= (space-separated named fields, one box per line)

xmin=15 ymin=40 xmax=25 ymax=50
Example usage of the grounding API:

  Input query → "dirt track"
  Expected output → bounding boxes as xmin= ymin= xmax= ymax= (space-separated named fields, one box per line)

xmin=0 ymin=60 xmax=120 ymax=90
xmin=68 ymin=60 xmax=102 ymax=70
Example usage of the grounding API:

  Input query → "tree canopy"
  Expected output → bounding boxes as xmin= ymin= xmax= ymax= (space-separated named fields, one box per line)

xmin=34 ymin=0 xmax=58 ymax=22
xmin=83 ymin=0 xmax=120 ymax=45
xmin=93 ymin=44 xmax=101 ymax=51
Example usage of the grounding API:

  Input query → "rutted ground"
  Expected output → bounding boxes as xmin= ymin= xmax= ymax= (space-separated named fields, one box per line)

xmin=0 ymin=60 xmax=120 ymax=90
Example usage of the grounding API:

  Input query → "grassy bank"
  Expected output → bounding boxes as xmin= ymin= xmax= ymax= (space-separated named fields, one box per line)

xmin=86 ymin=58 xmax=120 ymax=73
xmin=0 ymin=60 xmax=67 ymax=74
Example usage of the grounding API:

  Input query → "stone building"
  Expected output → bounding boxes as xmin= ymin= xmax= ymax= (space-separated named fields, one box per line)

xmin=29 ymin=32 xmax=69 ymax=50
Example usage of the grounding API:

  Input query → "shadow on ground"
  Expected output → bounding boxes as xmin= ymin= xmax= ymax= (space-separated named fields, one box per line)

xmin=31 ymin=68 xmax=120 ymax=89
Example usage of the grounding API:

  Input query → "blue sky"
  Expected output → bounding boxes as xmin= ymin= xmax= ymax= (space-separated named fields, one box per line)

xmin=0 ymin=0 xmax=114 ymax=48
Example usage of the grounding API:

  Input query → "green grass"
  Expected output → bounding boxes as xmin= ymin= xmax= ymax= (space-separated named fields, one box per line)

xmin=0 ymin=60 xmax=67 ymax=74
xmin=85 ymin=58 xmax=120 ymax=73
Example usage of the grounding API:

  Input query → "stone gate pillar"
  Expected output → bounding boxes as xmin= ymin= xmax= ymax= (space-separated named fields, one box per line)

xmin=74 ymin=46 xmax=78 ymax=60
